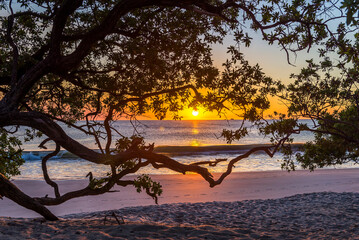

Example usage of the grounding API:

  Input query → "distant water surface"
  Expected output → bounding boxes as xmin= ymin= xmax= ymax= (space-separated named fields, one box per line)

xmin=11 ymin=120 xmax=358 ymax=180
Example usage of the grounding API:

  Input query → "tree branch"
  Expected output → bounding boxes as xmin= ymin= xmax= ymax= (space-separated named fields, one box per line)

xmin=0 ymin=173 xmax=58 ymax=220
xmin=6 ymin=0 xmax=19 ymax=85
xmin=39 ymin=139 xmax=61 ymax=198
xmin=0 ymin=111 xmax=137 ymax=165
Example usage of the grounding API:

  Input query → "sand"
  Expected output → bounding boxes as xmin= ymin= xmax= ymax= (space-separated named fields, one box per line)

xmin=2 ymin=192 xmax=359 ymax=239
xmin=1 ymin=169 xmax=359 ymax=239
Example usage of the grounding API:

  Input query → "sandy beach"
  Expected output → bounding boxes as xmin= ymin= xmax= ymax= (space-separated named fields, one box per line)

xmin=1 ymin=168 xmax=359 ymax=239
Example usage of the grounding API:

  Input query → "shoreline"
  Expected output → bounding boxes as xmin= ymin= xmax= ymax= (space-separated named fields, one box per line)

xmin=2 ymin=168 xmax=359 ymax=218
xmin=2 ymin=168 xmax=359 ymax=239
xmin=2 ymin=192 xmax=359 ymax=239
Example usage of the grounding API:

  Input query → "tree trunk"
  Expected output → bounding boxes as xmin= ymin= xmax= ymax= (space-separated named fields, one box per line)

xmin=0 ymin=173 xmax=58 ymax=221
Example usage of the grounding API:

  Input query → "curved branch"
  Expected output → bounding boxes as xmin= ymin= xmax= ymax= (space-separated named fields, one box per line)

xmin=18 ymin=123 xmax=286 ymax=208
xmin=0 ymin=111 xmax=138 ymax=166
xmin=139 ymin=143 xmax=282 ymax=187
xmin=11 ymin=10 xmax=55 ymax=20
xmin=35 ymin=159 xmax=151 ymax=206
xmin=49 ymin=0 xmax=83 ymax=56
xmin=0 ymin=173 xmax=58 ymax=220
xmin=53 ymin=0 xmax=155 ymax=72
xmin=39 ymin=139 xmax=61 ymax=198
xmin=210 ymin=143 xmax=282 ymax=186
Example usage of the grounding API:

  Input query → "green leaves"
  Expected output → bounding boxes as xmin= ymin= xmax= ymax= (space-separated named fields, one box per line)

xmin=293 ymin=105 xmax=359 ymax=171
xmin=88 ymin=176 xmax=109 ymax=190
xmin=24 ymin=129 xmax=43 ymax=142
xmin=133 ymin=174 xmax=162 ymax=203
xmin=203 ymin=46 xmax=275 ymax=116
xmin=341 ymin=0 xmax=359 ymax=25
xmin=221 ymin=128 xmax=248 ymax=144
xmin=274 ymin=51 xmax=359 ymax=171
xmin=115 ymin=135 xmax=145 ymax=152
xmin=0 ymin=129 xmax=24 ymax=179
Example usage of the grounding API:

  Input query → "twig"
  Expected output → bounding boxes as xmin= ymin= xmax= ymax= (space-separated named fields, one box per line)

xmin=103 ymin=212 xmax=125 ymax=225
xmin=190 ymin=158 xmax=228 ymax=167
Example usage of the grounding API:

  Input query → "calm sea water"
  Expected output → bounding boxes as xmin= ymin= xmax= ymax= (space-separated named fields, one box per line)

xmin=12 ymin=120 xmax=358 ymax=180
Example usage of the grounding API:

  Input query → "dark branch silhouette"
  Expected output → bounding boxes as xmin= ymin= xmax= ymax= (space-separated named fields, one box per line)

xmin=0 ymin=0 xmax=354 ymax=220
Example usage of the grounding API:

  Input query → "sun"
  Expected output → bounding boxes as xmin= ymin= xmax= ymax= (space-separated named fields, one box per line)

xmin=192 ymin=109 xmax=199 ymax=117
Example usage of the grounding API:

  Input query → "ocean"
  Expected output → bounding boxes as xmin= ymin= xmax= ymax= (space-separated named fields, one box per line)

xmin=12 ymin=120 xmax=357 ymax=180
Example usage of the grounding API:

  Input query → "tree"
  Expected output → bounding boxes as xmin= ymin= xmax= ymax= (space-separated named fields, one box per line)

xmin=263 ymin=2 xmax=359 ymax=171
xmin=0 ymin=0 xmax=343 ymax=220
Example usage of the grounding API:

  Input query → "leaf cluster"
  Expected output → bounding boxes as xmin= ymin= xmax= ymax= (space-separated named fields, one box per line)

xmin=133 ymin=174 xmax=163 ymax=201
xmin=88 ymin=176 xmax=109 ymax=190
xmin=0 ymin=128 xmax=24 ymax=179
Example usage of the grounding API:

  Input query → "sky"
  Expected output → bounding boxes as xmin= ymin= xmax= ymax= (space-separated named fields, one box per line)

xmin=175 ymin=29 xmax=321 ymax=120
xmin=2 ymin=2 xmax=344 ymax=121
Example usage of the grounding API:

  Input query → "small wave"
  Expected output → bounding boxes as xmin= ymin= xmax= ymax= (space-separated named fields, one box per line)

xmin=22 ymin=152 xmax=42 ymax=161
xmin=154 ymin=143 xmax=304 ymax=156
xmin=21 ymin=143 xmax=304 ymax=161
xmin=22 ymin=150 xmax=77 ymax=161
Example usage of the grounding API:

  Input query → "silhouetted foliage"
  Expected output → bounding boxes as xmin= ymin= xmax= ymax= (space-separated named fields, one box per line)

xmin=0 ymin=0 xmax=355 ymax=220
xmin=264 ymin=1 xmax=359 ymax=171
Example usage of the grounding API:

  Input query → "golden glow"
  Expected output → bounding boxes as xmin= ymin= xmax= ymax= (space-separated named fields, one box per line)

xmin=174 ymin=106 xmax=221 ymax=120
xmin=191 ymin=140 xmax=201 ymax=146
xmin=192 ymin=129 xmax=199 ymax=134
xmin=130 ymin=95 xmax=288 ymax=120
xmin=192 ymin=110 xmax=199 ymax=117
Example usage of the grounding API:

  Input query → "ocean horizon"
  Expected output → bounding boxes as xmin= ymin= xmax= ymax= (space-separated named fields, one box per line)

xmin=11 ymin=120 xmax=358 ymax=180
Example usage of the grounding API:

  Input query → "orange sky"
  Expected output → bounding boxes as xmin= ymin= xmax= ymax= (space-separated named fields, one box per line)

xmin=173 ymin=31 xmax=318 ymax=120
xmin=121 ymin=30 xmax=316 ymax=121
xmin=135 ymin=95 xmax=288 ymax=121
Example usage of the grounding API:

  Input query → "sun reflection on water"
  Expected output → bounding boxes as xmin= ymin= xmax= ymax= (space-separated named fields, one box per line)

xmin=192 ymin=129 xmax=199 ymax=134
xmin=191 ymin=140 xmax=201 ymax=146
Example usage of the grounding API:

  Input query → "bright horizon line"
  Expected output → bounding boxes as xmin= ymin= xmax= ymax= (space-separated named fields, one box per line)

xmin=83 ymin=118 xmax=313 ymax=121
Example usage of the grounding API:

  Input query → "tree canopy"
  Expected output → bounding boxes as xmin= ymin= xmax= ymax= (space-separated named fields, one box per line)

xmin=0 ymin=0 xmax=357 ymax=220
xmin=265 ymin=2 xmax=359 ymax=171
